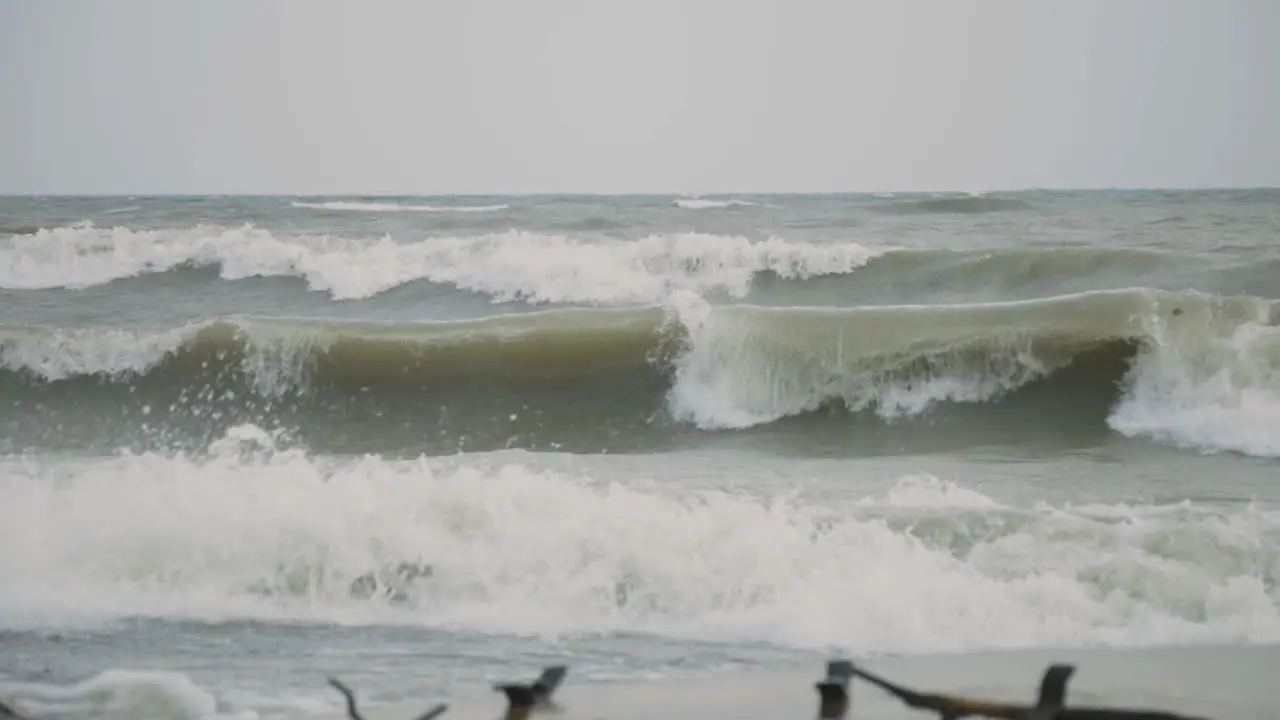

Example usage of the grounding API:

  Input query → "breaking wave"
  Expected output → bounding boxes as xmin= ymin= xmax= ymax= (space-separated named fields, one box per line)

xmin=2 ymin=288 xmax=1277 ymax=457
xmin=673 ymin=198 xmax=766 ymax=210
xmin=0 ymin=435 xmax=1276 ymax=651
xmin=0 ymin=225 xmax=885 ymax=303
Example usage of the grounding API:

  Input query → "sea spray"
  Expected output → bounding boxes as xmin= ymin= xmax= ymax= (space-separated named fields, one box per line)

xmin=0 ymin=435 xmax=1277 ymax=652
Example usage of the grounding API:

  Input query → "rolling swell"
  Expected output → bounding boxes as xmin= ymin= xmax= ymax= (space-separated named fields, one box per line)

xmin=7 ymin=224 xmax=1280 ymax=317
xmin=0 ymin=288 xmax=1276 ymax=457
xmin=878 ymin=194 xmax=1036 ymax=214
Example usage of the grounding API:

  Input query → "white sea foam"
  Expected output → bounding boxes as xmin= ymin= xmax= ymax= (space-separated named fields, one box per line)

xmin=1107 ymin=297 xmax=1280 ymax=457
xmin=0 ymin=225 xmax=885 ymax=303
xmin=0 ymin=324 xmax=199 ymax=380
xmin=673 ymin=198 xmax=767 ymax=209
xmin=0 ymin=430 xmax=1276 ymax=652
xmin=0 ymin=670 xmax=228 ymax=720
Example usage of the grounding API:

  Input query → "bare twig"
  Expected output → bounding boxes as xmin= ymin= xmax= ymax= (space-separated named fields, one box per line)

xmin=326 ymin=678 xmax=365 ymax=720
xmin=327 ymin=677 xmax=448 ymax=720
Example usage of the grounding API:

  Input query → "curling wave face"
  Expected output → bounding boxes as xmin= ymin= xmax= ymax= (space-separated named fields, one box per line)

xmin=1 ymin=286 xmax=1277 ymax=457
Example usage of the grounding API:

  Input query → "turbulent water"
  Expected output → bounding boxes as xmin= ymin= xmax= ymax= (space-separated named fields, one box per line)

xmin=1 ymin=191 xmax=1278 ymax=718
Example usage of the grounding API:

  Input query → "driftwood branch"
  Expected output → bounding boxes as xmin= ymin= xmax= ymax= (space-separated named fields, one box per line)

xmin=815 ymin=659 xmax=856 ymax=718
xmin=1 ymin=659 xmax=1210 ymax=720
xmin=495 ymin=665 xmax=568 ymax=720
xmin=838 ymin=661 xmax=1209 ymax=720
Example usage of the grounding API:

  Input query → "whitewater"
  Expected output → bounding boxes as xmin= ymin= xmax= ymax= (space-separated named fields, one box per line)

xmin=0 ymin=191 xmax=1277 ymax=719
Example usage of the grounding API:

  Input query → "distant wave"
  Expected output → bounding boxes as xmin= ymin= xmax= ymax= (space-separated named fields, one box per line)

xmin=0 ymin=225 xmax=886 ymax=303
xmin=291 ymin=200 xmax=509 ymax=213
xmin=673 ymin=198 xmax=768 ymax=209
xmin=3 ymin=288 xmax=1278 ymax=458
xmin=882 ymin=195 xmax=1035 ymax=214
xmin=12 ymin=223 xmax=1264 ymax=308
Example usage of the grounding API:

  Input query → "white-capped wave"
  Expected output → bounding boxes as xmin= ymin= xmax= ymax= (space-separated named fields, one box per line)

xmin=673 ymin=198 xmax=766 ymax=209
xmin=662 ymin=289 xmax=1280 ymax=458
xmin=1 ymin=287 xmax=1278 ymax=459
xmin=0 ymin=324 xmax=199 ymax=380
xmin=0 ymin=430 xmax=1275 ymax=653
xmin=290 ymin=201 xmax=508 ymax=213
xmin=663 ymin=289 xmax=1120 ymax=429
xmin=1108 ymin=296 xmax=1280 ymax=457
xmin=0 ymin=225 xmax=886 ymax=303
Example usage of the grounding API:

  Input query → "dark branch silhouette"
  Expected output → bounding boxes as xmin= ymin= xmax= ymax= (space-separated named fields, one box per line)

xmin=326 ymin=677 xmax=448 ymax=720
xmin=815 ymin=659 xmax=856 ymax=718
xmin=2 ymin=657 xmax=1214 ymax=720
xmin=494 ymin=665 xmax=569 ymax=720
xmin=844 ymin=662 xmax=1210 ymax=720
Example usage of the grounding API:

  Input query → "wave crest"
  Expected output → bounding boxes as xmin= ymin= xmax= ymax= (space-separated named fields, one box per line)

xmin=673 ymin=198 xmax=766 ymax=209
xmin=1 ymin=288 xmax=1277 ymax=457
xmin=0 ymin=225 xmax=886 ymax=303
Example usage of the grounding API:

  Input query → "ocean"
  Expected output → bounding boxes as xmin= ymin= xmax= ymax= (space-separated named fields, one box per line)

xmin=0 ymin=191 xmax=1277 ymax=719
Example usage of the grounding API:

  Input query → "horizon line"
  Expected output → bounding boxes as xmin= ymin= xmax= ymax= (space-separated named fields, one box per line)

xmin=2 ymin=183 xmax=1279 ymax=198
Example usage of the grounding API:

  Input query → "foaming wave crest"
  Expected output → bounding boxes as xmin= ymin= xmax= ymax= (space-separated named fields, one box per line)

xmin=1109 ymin=299 xmax=1280 ymax=456
xmin=0 ymin=427 xmax=1277 ymax=653
xmin=0 ymin=325 xmax=198 ymax=381
xmin=1 ymin=288 xmax=1278 ymax=458
xmin=662 ymin=289 xmax=1280 ymax=457
xmin=0 ymin=225 xmax=885 ymax=303
xmin=673 ymin=198 xmax=767 ymax=210
xmin=662 ymin=290 xmax=1066 ymax=428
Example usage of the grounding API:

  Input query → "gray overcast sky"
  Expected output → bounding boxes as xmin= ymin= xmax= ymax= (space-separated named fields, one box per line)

xmin=2 ymin=0 xmax=1278 ymax=195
